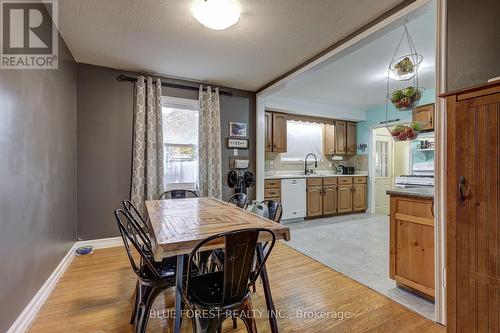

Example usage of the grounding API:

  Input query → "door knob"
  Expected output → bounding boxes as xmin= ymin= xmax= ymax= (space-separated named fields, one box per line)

xmin=458 ymin=176 xmax=469 ymax=202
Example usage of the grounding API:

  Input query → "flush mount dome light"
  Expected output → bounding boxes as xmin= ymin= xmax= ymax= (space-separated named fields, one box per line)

xmin=193 ymin=0 xmax=240 ymax=30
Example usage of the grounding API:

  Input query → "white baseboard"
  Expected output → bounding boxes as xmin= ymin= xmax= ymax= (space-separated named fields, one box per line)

xmin=6 ymin=236 xmax=123 ymax=333
xmin=76 ymin=236 xmax=123 ymax=250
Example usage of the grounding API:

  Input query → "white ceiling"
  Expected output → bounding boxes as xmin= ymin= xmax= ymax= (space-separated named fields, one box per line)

xmin=268 ymin=6 xmax=436 ymax=110
xmin=58 ymin=0 xmax=405 ymax=91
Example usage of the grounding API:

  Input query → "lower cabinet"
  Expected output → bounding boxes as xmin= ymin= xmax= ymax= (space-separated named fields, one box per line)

xmin=306 ymin=176 xmax=367 ymax=217
xmin=337 ymin=185 xmax=353 ymax=213
xmin=306 ymin=185 xmax=323 ymax=217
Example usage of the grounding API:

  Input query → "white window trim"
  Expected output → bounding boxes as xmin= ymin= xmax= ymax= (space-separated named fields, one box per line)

xmin=161 ymin=95 xmax=200 ymax=190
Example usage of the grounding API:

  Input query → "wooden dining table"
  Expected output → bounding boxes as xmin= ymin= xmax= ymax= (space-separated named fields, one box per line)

xmin=144 ymin=197 xmax=291 ymax=333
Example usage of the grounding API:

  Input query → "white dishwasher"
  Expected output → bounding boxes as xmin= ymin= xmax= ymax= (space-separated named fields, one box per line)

xmin=281 ymin=178 xmax=306 ymax=220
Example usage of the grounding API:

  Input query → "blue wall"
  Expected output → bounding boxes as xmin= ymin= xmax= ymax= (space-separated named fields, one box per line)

xmin=356 ymin=88 xmax=435 ymax=155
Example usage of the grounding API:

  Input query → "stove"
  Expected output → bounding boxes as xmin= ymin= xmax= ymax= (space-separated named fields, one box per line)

xmin=395 ymin=175 xmax=434 ymax=188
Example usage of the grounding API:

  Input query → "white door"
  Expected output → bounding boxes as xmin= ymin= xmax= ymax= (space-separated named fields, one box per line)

xmin=373 ymin=131 xmax=392 ymax=215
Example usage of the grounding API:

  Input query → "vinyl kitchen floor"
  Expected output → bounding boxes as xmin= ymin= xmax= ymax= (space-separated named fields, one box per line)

xmin=282 ymin=213 xmax=435 ymax=320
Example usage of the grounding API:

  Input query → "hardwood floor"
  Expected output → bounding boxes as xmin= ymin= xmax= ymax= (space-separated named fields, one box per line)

xmin=28 ymin=243 xmax=445 ymax=332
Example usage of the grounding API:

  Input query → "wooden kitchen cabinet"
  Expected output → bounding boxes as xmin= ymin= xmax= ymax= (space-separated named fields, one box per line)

xmin=412 ymin=103 xmax=434 ymax=132
xmin=265 ymin=112 xmax=272 ymax=152
xmin=334 ymin=121 xmax=346 ymax=155
xmin=346 ymin=122 xmax=357 ymax=154
xmin=322 ymin=185 xmax=338 ymax=215
xmin=323 ymin=123 xmax=335 ymax=155
xmin=389 ymin=195 xmax=434 ymax=300
xmin=272 ymin=113 xmax=287 ymax=152
xmin=264 ymin=179 xmax=281 ymax=202
xmin=352 ymin=183 xmax=367 ymax=211
xmin=306 ymin=185 xmax=323 ymax=217
xmin=337 ymin=185 xmax=353 ymax=213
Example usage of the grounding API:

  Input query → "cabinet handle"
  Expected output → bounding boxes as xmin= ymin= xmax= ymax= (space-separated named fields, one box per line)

xmin=458 ymin=176 xmax=469 ymax=202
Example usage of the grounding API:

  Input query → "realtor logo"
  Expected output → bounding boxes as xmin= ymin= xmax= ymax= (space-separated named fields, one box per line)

xmin=1 ymin=0 xmax=58 ymax=69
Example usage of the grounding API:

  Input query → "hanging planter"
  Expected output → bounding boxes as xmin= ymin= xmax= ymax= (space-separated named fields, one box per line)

xmin=388 ymin=24 xmax=423 ymax=81
xmin=389 ymin=86 xmax=424 ymax=111
xmin=387 ymin=121 xmax=427 ymax=142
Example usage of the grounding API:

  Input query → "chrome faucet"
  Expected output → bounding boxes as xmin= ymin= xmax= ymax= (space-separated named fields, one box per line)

xmin=304 ymin=153 xmax=318 ymax=175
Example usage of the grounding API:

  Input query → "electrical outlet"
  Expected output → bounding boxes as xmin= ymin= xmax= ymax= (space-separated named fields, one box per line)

xmin=233 ymin=149 xmax=238 ymax=156
xmin=269 ymin=161 xmax=274 ymax=167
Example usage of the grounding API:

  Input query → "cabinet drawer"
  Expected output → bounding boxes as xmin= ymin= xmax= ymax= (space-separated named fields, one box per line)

xmin=307 ymin=178 xmax=322 ymax=186
xmin=264 ymin=188 xmax=281 ymax=198
xmin=354 ymin=176 xmax=367 ymax=184
xmin=338 ymin=177 xmax=353 ymax=184
xmin=323 ymin=177 xmax=337 ymax=185
xmin=264 ymin=179 xmax=281 ymax=189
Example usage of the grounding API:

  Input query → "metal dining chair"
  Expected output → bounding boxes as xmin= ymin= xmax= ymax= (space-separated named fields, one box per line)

xmin=227 ymin=193 xmax=248 ymax=209
xmin=261 ymin=200 xmax=283 ymax=223
xmin=159 ymin=189 xmax=198 ymax=200
xmin=182 ymin=228 xmax=276 ymax=333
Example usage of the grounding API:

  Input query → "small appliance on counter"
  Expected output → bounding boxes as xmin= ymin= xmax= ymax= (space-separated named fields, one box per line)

xmin=335 ymin=165 xmax=355 ymax=175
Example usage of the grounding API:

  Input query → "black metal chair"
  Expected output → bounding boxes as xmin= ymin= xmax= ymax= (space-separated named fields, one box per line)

xmin=182 ymin=228 xmax=276 ymax=333
xmin=227 ymin=193 xmax=248 ymax=209
xmin=261 ymin=200 xmax=283 ymax=223
xmin=159 ymin=189 xmax=198 ymax=200
xmin=115 ymin=208 xmax=179 ymax=333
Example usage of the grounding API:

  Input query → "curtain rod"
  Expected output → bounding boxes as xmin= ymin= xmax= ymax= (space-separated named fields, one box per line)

xmin=116 ymin=74 xmax=233 ymax=96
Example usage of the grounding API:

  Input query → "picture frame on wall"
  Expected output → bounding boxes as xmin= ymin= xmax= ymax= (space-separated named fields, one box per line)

xmin=229 ymin=122 xmax=247 ymax=137
xmin=227 ymin=138 xmax=248 ymax=149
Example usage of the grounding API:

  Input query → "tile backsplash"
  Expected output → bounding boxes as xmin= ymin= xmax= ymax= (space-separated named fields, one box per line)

xmin=265 ymin=152 xmax=368 ymax=172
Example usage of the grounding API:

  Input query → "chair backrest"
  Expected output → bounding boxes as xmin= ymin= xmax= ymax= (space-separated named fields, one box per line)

xmin=114 ymin=209 xmax=160 ymax=280
xmin=159 ymin=189 xmax=198 ymax=200
xmin=227 ymin=193 xmax=248 ymax=209
xmin=122 ymin=200 xmax=151 ymax=238
xmin=184 ymin=228 xmax=276 ymax=306
xmin=262 ymin=200 xmax=283 ymax=223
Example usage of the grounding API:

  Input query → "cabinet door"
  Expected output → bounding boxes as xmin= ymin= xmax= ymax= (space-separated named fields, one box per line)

xmin=322 ymin=185 xmax=337 ymax=215
xmin=352 ymin=184 xmax=367 ymax=211
xmin=413 ymin=103 xmax=434 ymax=131
xmin=265 ymin=112 xmax=272 ymax=152
xmin=307 ymin=186 xmax=323 ymax=217
xmin=446 ymin=92 xmax=500 ymax=332
xmin=337 ymin=185 xmax=352 ymax=213
xmin=323 ymin=123 xmax=335 ymax=155
xmin=335 ymin=121 xmax=346 ymax=155
xmin=346 ymin=122 xmax=357 ymax=155
xmin=272 ymin=113 xmax=287 ymax=152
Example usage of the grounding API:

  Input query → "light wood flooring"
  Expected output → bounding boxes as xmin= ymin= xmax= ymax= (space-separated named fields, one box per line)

xmin=28 ymin=243 xmax=445 ymax=332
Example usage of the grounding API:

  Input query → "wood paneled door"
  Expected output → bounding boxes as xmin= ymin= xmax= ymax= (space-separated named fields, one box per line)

xmin=265 ymin=112 xmax=272 ymax=152
xmin=442 ymin=82 xmax=500 ymax=333
xmin=272 ymin=113 xmax=287 ymax=152
xmin=335 ymin=121 xmax=347 ymax=155
xmin=413 ymin=103 xmax=435 ymax=131
xmin=346 ymin=122 xmax=357 ymax=154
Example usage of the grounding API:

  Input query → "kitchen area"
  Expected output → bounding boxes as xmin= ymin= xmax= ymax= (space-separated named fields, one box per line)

xmin=257 ymin=4 xmax=438 ymax=320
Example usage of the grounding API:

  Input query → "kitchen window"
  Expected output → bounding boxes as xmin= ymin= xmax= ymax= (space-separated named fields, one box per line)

xmin=280 ymin=120 xmax=323 ymax=161
xmin=161 ymin=96 xmax=199 ymax=190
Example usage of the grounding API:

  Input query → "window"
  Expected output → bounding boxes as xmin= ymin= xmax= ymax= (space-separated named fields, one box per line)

xmin=375 ymin=140 xmax=390 ymax=177
xmin=280 ymin=120 xmax=323 ymax=161
xmin=161 ymin=97 xmax=199 ymax=190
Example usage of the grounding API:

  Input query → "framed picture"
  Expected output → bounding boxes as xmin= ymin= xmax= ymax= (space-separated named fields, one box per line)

xmin=229 ymin=122 xmax=247 ymax=137
xmin=227 ymin=138 xmax=248 ymax=149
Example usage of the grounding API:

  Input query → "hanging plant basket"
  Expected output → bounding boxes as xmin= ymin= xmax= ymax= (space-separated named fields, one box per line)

xmin=388 ymin=86 xmax=424 ymax=111
xmin=387 ymin=121 xmax=427 ymax=142
xmin=389 ymin=54 xmax=423 ymax=80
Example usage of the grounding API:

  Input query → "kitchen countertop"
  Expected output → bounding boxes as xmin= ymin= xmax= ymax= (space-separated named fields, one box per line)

xmin=386 ymin=187 xmax=434 ymax=199
xmin=265 ymin=171 xmax=368 ymax=179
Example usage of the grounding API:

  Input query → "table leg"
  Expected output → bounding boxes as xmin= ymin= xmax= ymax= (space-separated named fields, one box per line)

xmin=173 ymin=254 xmax=184 ymax=333
xmin=256 ymin=243 xmax=279 ymax=333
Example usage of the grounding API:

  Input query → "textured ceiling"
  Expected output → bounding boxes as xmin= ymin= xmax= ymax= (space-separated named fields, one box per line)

xmin=269 ymin=7 xmax=436 ymax=110
xmin=58 ymin=0 xmax=405 ymax=91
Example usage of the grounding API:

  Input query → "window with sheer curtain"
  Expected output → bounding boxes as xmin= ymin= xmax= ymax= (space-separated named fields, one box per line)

xmin=161 ymin=97 xmax=199 ymax=190
xmin=281 ymin=120 xmax=323 ymax=161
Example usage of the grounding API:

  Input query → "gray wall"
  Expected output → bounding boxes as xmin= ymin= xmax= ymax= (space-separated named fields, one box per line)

xmin=0 ymin=35 xmax=77 ymax=331
xmin=76 ymin=64 xmax=255 ymax=240
xmin=447 ymin=0 xmax=500 ymax=91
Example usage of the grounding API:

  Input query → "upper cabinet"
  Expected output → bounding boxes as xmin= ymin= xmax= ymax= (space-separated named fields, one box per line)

xmin=346 ymin=122 xmax=357 ymax=154
xmin=265 ymin=111 xmax=287 ymax=153
xmin=413 ymin=103 xmax=434 ymax=132
xmin=324 ymin=121 xmax=357 ymax=155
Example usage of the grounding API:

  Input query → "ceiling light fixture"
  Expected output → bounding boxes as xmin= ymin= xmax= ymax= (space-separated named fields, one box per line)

xmin=192 ymin=0 xmax=240 ymax=30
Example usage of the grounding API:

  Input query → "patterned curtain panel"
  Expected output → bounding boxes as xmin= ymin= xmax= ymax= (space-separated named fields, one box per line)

xmin=198 ymin=86 xmax=222 ymax=199
xmin=131 ymin=76 xmax=164 ymax=211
